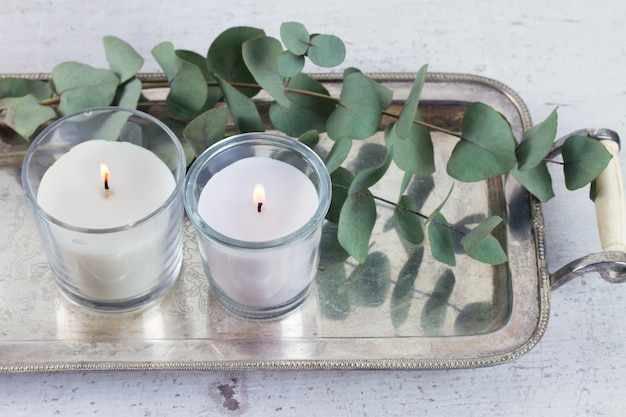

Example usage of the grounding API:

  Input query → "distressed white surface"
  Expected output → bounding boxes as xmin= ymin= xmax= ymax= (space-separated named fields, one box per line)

xmin=1 ymin=0 xmax=626 ymax=415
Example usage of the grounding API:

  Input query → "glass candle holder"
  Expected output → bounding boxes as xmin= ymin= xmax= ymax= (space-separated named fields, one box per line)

xmin=184 ymin=133 xmax=331 ymax=319
xmin=22 ymin=107 xmax=185 ymax=312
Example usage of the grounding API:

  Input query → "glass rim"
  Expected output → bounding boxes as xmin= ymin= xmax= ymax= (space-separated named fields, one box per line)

xmin=21 ymin=106 xmax=186 ymax=234
xmin=184 ymin=132 xmax=332 ymax=249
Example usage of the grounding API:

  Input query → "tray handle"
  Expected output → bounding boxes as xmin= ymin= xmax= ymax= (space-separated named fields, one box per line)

xmin=550 ymin=128 xmax=626 ymax=289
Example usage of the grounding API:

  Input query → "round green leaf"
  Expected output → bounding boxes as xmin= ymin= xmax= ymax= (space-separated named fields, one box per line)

xmin=2 ymin=94 xmax=56 ymax=139
xmin=307 ymin=34 xmax=346 ymax=67
xmin=183 ymin=107 xmax=230 ymax=155
xmin=206 ymin=26 xmax=265 ymax=97
xmin=384 ymin=122 xmax=435 ymax=176
xmin=326 ymin=71 xmax=381 ymax=141
xmin=214 ymin=74 xmax=263 ymax=133
xmin=395 ymin=195 xmax=425 ymax=245
xmin=338 ymin=190 xmax=377 ymax=263
xmin=396 ymin=64 xmax=428 ymax=139
xmin=516 ymin=108 xmax=557 ymax=170
xmin=242 ymin=36 xmax=289 ymax=107
xmin=298 ymin=130 xmax=320 ymax=149
xmin=562 ymin=135 xmax=613 ymax=190
xmin=447 ymin=102 xmax=517 ymax=182
xmin=0 ymin=78 xmax=52 ymax=100
xmin=327 ymin=166 xmax=354 ymax=223
xmin=348 ymin=146 xmax=392 ymax=194
xmin=280 ymin=21 xmax=310 ymax=55
xmin=175 ymin=49 xmax=222 ymax=110
xmin=428 ymin=213 xmax=456 ymax=267
xmin=325 ymin=138 xmax=353 ymax=174
xmin=52 ymin=62 xmax=119 ymax=116
xmin=103 ymin=36 xmax=144 ymax=83
xmin=460 ymin=216 xmax=507 ymax=265
xmin=114 ymin=77 xmax=142 ymax=109
xmin=278 ymin=51 xmax=305 ymax=77
xmin=512 ymin=162 xmax=554 ymax=202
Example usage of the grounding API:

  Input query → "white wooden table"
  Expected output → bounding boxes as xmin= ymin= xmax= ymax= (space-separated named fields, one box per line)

xmin=1 ymin=1 xmax=625 ymax=415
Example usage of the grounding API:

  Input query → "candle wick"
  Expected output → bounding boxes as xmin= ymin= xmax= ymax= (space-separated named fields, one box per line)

xmin=257 ymin=202 xmax=263 ymax=213
xmin=104 ymin=176 xmax=109 ymax=191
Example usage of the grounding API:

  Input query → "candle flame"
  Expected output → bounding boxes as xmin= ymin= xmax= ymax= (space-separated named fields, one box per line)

xmin=253 ymin=183 xmax=265 ymax=213
xmin=100 ymin=163 xmax=110 ymax=191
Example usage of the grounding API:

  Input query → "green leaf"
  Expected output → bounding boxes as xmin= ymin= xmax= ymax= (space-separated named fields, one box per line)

xmin=298 ymin=130 xmax=320 ymax=149
xmin=428 ymin=213 xmax=456 ymax=266
xmin=51 ymin=62 xmax=119 ymax=116
xmin=395 ymin=195 xmax=425 ymax=245
xmin=327 ymin=71 xmax=382 ymax=140
xmin=384 ymin=122 xmax=435 ymax=176
xmin=0 ymin=78 xmax=52 ymax=100
xmin=348 ymin=146 xmax=392 ymax=194
xmin=421 ymin=269 xmax=456 ymax=334
xmin=1 ymin=95 xmax=56 ymax=139
xmin=325 ymin=138 xmax=352 ymax=173
xmin=338 ymin=190 xmax=377 ymax=263
xmin=151 ymin=42 xmax=208 ymax=119
xmin=460 ymin=216 xmax=508 ymax=265
xmin=447 ymin=102 xmax=517 ymax=182
xmin=242 ymin=36 xmax=289 ymax=107
xmin=280 ymin=21 xmax=310 ymax=55
xmin=562 ymin=135 xmax=613 ymax=190
xmin=348 ymin=252 xmax=390 ymax=307
xmin=183 ymin=107 xmax=230 ymax=155
xmin=307 ymin=34 xmax=346 ymax=67
xmin=516 ymin=108 xmax=557 ymax=170
xmin=512 ymin=162 xmax=555 ymax=202
xmin=114 ymin=77 xmax=142 ymax=109
xmin=103 ymin=36 xmax=144 ymax=83
xmin=269 ymin=73 xmax=335 ymax=137
xmin=395 ymin=64 xmax=428 ymax=139
xmin=390 ymin=247 xmax=424 ymax=328
xmin=215 ymin=74 xmax=263 ymax=133
xmin=327 ymin=167 xmax=353 ymax=223
xmin=206 ymin=26 xmax=265 ymax=97
xmin=278 ymin=51 xmax=305 ymax=77
xmin=343 ymin=67 xmax=393 ymax=109
xmin=175 ymin=49 xmax=222 ymax=110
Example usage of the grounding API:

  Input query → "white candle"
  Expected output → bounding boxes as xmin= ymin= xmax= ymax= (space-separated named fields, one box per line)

xmin=197 ymin=156 xmax=320 ymax=309
xmin=36 ymin=140 xmax=176 ymax=301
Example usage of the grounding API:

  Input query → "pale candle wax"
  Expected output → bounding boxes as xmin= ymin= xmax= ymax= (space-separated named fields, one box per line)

xmin=197 ymin=156 xmax=320 ymax=308
xmin=36 ymin=140 xmax=176 ymax=300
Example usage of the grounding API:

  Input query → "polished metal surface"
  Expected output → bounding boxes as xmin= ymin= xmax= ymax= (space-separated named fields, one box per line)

xmin=0 ymin=73 xmax=558 ymax=371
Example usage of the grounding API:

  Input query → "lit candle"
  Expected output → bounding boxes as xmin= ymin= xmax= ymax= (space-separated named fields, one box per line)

xmin=22 ymin=107 xmax=185 ymax=312
xmin=185 ymin=133 xmax=331 ymax=319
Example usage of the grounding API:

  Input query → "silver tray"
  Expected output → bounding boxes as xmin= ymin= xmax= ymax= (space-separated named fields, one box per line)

xmin=0 ymin=72 xmax=622 ymax=372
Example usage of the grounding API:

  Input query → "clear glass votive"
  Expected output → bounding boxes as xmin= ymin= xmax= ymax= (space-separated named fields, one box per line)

xmin=22 ymin=107 xmax=185 ymax=312
xmin=184 ymin=133 xmax=332 ymax=319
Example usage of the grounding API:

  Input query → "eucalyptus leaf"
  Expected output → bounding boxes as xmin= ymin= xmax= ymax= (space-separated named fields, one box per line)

xmin=447 ymin=102 xmax=517 ymax=182
xmin=516 ymin=108 xmax=557 ymax=171
xmin=206 ymin=26 xmax=265 ymax=97
xmin=278 ymin=51 xmax=305 ymax=77
xmin=327 ymin=167 xmax=353 ymax=223
xmin=394 ymin=195 xmax=425 ymax=245
xmin=298 ymin=130 xmax=320 ymax=149
xmin=325 ymin=138 xmax=352 ymax=173
xmin=428 ymin=213 xmax=456 ymax=266
xmin=338 ymin=190 xmax=376 ymax=263
xmin=2 ymin=95 xmax=56 ymax=139
xmin=242 ymin=36 xmax=290 ymax=107
xmin=384 ymin=122 xmax=435 ymax=176
xmin=51 ymin=62 xmax=119 ymax=115
xmin=396 ymin=64 xmax=428 ymax=139
xmin=114 ymin=77 xmax=142 ymax=109
xmin=390 ymin=247 xmax=424 ymax=328
xmin=347 ymin=252 xmax=390 ymax=307
xmin=562 ymin=135 xmax=613 ymax=190
xmin=348 ymin=146 xmax=392 ymax=195
xmin=0 ymin=78 xmax=52 ymax=100
xmin=183 ymin=107 xmax=230 ymax=155
xmin=343 ymin=67 xmax=393 ymax=110
xmin=327 ymin=71 xmax=382 ymax=140
xmin=280 ymin=21 xmax=310 ymax=55
xmin=307 ymin=34 xmax=346 ymax=67
xmin=215 ymin=74 xmax=263 ymax=133
xmin=175 ymin=49 xmax=222 ymax=109
xmin=103 ymin=36 xmax=143 ymax=83
xmin=512 ymin=162 xmax=554 ymax=202
xmin=152 ymin=42 xmax=208 ymax=119
xmin=269 ymin=73 xmax=335 ymax=137
xmin=421 ymin=269 xmax=456 ymax=334
xmin=460 ymin=216 xmax=507 ymax=265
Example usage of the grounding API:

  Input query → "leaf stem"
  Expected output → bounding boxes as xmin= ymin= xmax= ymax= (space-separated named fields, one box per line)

xmin=381 ymin=110 xmax=461 ymax=137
